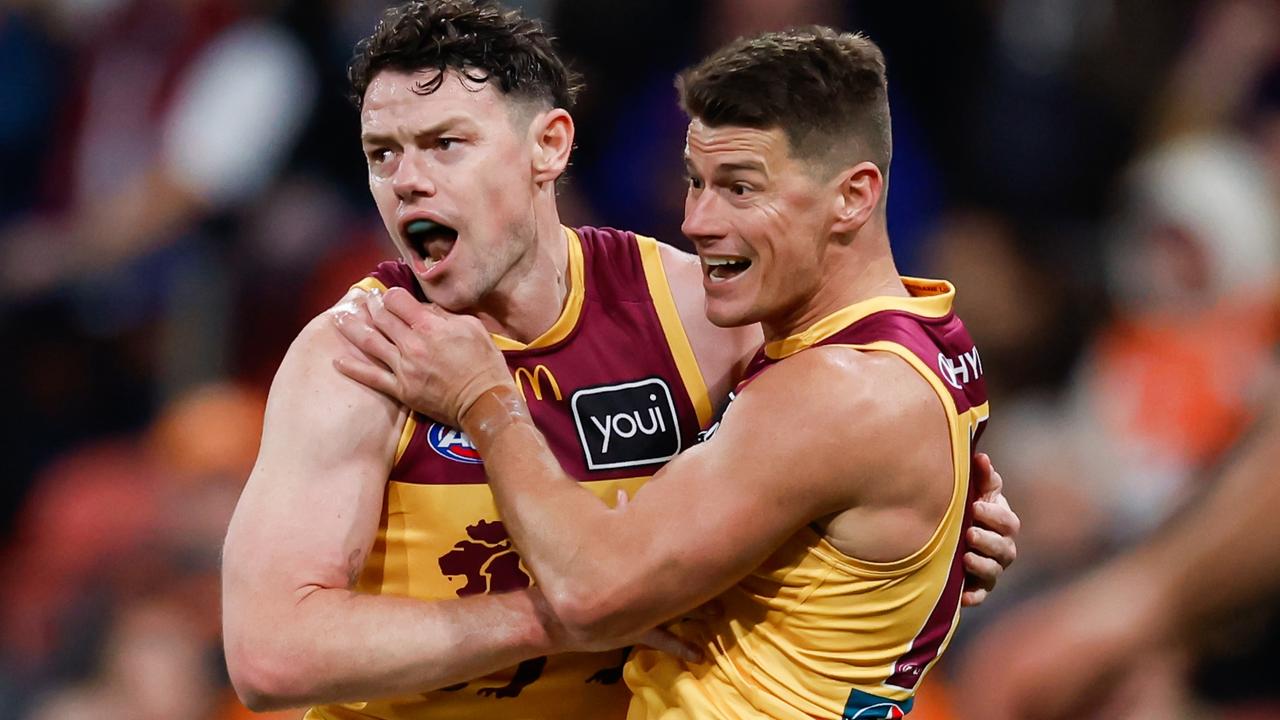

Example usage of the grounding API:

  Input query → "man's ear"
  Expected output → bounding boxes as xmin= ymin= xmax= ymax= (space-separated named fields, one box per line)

xmin=531 ymin=108 xmax=575 ymax=184
xmin=831 ymin=161 xmax=884 ymax=234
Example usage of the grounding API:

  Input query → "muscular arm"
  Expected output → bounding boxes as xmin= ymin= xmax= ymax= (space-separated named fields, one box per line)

xmin=463 ymin=348 xmax=951 ymax=638
xmin=221 ymin=310 xmax=559 ymax=710
xmin=654 ymin=244 xmax=1013 ymax=605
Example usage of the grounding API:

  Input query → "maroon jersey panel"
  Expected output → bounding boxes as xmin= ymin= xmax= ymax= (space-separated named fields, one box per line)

xmin=370 ymin=226 xmax=704 ymax=485
xmin=741 ymin=309 xmax=987 ymax=416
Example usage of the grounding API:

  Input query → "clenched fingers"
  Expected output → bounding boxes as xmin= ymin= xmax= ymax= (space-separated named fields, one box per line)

xmin=968 ymin=522 xmax=1016 ymax=570
xmin=973 ymin=499 xmax=1021 ymax=541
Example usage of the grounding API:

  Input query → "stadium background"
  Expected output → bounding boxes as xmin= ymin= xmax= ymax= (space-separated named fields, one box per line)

xmin=2 ymin=0 xmax=1278 ymax=717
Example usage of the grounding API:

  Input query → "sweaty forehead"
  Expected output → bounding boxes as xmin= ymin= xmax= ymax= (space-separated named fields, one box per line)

xmin=684 ymin=119 xmax=789 ymax=166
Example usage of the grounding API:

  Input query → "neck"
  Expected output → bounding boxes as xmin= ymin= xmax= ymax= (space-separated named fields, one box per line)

xmin=472 ymin=191 xmax=570 ymax=343
xmin=762 ymin=223 xmax=907 ymax=342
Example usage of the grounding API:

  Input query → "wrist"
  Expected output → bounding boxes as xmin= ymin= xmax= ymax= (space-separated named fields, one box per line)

xmin=525 ymin=587 xmax=573 ymax=655
xmin=459 ymin=384 xmax=529 ymax=454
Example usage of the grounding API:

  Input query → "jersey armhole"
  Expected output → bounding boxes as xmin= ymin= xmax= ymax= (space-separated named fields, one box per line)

xmin=635 ymin=235 xmax=715 ymax=428
xmin=810 ymin=341 xmax=973 ymax=577
xmin=348 ymin=275 xmax=415 ymax=469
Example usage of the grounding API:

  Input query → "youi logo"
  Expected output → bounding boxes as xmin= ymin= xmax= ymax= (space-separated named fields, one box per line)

xmin=571 ymin=377 xmax=681 ymax=470
xmin=426 ymin=422 xmax=484 ymax=464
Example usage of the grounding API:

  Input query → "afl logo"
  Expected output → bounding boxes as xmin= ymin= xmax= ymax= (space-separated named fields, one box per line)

xmin=426 ymin=423 xmax=483 ymax=464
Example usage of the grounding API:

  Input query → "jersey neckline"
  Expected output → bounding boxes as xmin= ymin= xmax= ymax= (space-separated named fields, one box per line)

xmin=490 ymin=226 xmax=586 ymax=352
xmin=763 ymin=277 xmax=955 ymax=360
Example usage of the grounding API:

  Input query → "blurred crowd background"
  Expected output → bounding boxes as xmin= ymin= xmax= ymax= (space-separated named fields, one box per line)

xmin=2 ymin=0 xmax=1279 ymax=718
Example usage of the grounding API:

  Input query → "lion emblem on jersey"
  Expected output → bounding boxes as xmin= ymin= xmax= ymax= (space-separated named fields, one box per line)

xmin=438 ymin=519 xmax=531 ymax=596
xmin=438 ymin=520 xmax=543 ymax=698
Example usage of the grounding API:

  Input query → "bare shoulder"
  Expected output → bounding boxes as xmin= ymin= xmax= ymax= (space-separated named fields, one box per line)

xmin=729 ymin=345 xmax=951 ymax=513
xmin=263 ymin=301 xmax=405 ymax=460
xmin=762 ymin=346 xmax=955 ymax=561
xmin=655 ymin=242 xmax=761 ymax=400
xmin=739 ymin=345 xmax=939 ymax=436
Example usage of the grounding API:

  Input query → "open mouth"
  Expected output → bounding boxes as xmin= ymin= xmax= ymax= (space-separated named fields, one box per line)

xmin=402 ymin=218 xmax=459 ymax=267
xmin=703 ymin=256 xmax=752 ymax=283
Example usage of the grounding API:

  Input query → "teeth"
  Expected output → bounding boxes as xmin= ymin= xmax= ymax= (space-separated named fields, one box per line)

xmin=705 ymin=256 xmax=750 ymax=283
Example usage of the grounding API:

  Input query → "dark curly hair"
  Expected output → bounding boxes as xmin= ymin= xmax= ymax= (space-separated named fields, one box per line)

xmin=348 ymin=0 xmax=581 ymax=112
xmin=678 ymin=26 xmax=892 ymax=174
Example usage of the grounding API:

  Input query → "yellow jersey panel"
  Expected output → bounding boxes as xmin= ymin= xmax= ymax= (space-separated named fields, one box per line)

xmin=625 ymin=278 xmax=989 ymax=719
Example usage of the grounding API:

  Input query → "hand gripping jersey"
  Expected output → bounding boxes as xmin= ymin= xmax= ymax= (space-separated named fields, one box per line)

xmin=307 ymin=227 xmax=713 ymax=720
xmin=624 ymin=278 xmax=989 ymax=720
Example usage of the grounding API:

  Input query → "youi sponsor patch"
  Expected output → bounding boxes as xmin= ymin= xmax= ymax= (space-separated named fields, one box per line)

xmin=571 ymin=377 xmax=681 ymax=470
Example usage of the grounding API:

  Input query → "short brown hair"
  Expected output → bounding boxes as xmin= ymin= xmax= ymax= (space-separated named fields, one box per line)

xmin=677 ymin=27 xmax=892 ymax=175
xmin=348 ymin=0 xmax=582 ymax=112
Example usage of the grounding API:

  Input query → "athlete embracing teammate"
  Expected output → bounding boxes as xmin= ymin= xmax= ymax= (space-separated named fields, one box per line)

xmin=222 ymin=2 xmax=1019 ymax=719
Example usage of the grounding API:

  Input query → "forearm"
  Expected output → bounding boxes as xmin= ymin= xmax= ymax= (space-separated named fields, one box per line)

xmin=462 ymin=391 xmax=629 ymax=625
xmin=224 ymin=583 xmax=557 ymax=710
xmin=1133 ymin=408 xmax=1280 ymax=643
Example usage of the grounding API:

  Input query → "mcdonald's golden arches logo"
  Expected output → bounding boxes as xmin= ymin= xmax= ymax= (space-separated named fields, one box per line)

xmin=513 ymin=364 xmax=562 ymax=401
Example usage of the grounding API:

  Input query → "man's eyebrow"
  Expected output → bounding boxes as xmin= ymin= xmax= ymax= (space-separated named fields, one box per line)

xmin=683 ymin=158 xmax=767 ymax=175
xmin=360 ymin=131 xmax=396 ymax=147
xmin=713 ymin=160 xmax=767 ymax=174
xmin=361 ymin=115 xmax=475 ymax=145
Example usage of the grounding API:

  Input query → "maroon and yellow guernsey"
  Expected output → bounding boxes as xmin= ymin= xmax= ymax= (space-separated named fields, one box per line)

xmin=626 ymin=278 xmax=989 ymax=720
xmin=307 ymin=227 xmax=713 ymax=720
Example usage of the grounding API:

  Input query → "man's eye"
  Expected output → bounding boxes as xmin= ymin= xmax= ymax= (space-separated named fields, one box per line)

xmin=368 ymin=148 xmax=392 ymax=165
xmin=688 ymin=176 xmax=704 ymax=190
xmin=437 ymin=137 xmax=457 ymax=150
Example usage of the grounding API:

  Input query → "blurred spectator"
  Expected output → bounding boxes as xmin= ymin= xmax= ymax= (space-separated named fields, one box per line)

xmin=0 ymin=0 xmax=316 ymax=300
xmin=0 ymin=0 xmax=367 ymax=535
xmin=952 ymin=0 xmax=1280 ymax=715
xmin=957 ymin=388 xmax=1280 ymax=719
xmin=0 ymin=383 xmax=264 ymax=717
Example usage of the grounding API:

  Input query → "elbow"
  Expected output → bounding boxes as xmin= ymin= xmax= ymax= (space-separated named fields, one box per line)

xmin=544 ymin=579 xmax=645 ymax=642
xmin=225 ymin=646 xmax=281 ymax=711
xmin=224 ymin=627 xmax=317 ymax=711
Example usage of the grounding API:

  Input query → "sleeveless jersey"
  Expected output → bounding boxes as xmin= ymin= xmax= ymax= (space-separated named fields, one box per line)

xmin=307 ymin=227 xmax=714 ymax=720
xmin=624 ymin=278 xmax=989 ymax=719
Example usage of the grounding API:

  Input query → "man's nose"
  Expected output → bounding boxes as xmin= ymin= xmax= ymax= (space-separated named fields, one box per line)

xmin=682 ymin=188 xmax=727 ymax=246
xmin=392 ymin=148 xmax=437 ymax=201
